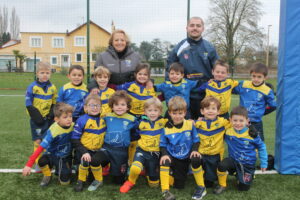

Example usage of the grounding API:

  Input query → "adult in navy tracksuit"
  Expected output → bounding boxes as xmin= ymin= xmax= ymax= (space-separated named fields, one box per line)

xmin=166 ymin=16 xmax=219 ymax=119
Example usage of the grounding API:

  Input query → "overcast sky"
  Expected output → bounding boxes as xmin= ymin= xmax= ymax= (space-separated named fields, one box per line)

xmin=2 ymin=0 xmax=280 ymax=46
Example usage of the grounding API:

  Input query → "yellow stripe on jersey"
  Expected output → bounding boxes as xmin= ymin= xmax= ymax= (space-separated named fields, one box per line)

xmin=138 ymin=118 xmax=167 ymax=152
xmin=225 ymin=127 xmax=254 ymax=140
xmin=50 ymin=122 xmax=74 ymax=137
xmin=242 ymin=80 xmax=271 ymax=95
xmin=205 ymin=79 xmax=238 ymax=115
xmin=63 ymin=82 xmax=88 ymax=91
xmin=164 ymin=119 xmax=193 ymax=135
xmin=195 ymin=117 xmax=230 ymax=155
xmin=32 ymin=84 xmax=57 ymax=117
xmin=80 ymin=118 xmax=106 ymax=150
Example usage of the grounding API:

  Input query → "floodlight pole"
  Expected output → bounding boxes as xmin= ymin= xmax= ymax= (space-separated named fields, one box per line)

xmin=86 ymin=0 xmax=90 ymax=84
xmin=187 ymin=0 xmax=190 ymax=22
xmin=34 ymin=51 xmax=36 ymax=80
xmin=266 ymin=25 xmax=272 ymax=67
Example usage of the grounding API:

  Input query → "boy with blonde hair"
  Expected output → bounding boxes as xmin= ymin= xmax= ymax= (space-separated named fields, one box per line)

xmin=25 ymin=62 xmax=57 ymax=170
xmin=90 ymin=66 xmax=115 ymax=117
xmin=23 ymin=103 xmax=74 ymax=186
xmin=159 ymin=96 xmax=203 ymax=200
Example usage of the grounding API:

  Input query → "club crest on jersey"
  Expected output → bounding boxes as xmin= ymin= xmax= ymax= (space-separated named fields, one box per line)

xmin=257 ymin=93 xmax=263 ymax=99
xmin=125 ymin=60 xmax=132 ymax=67
xmin=81 ymin=92 xmax=86 ymax=96
xmin=123 ymin=121 xmax=129 ymax=128
xmin=185 ymin=131 xmax=191 ymax=138
xmin=184 ymin=54 xmax=189 ymax=59
xmin=244 ymin=140 xmax=249 ymax=145
xmin=215 ymin=123 xmax=219 ymax=127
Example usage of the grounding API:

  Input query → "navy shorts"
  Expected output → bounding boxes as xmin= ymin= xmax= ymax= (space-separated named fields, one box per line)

xmin=30 ymin=119 xmax=49 ymax=141
xmin=202 ymin=154 xmax=221 ymax=182
xmin=102 ymin=143 xmax=128 ymax=176
xmin=133 ymin=147 xmax=160 ymax=180
xmin=40 ymin=153 xmax=72 ymax=177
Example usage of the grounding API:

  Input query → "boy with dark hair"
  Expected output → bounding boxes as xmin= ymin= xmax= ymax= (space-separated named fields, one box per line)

xmin=233 ymin=63 xmax=276 ymax=141
xmin=194 ymin=96 xmax=230 ymax=192
xmin=214 ymin=106 xmax=267 ymax=194
xmin=22 ymin=102 xmax=74 ymax=186
xmin=159 ymin=96 xmax=203 ymax=200
xmin=25 ymin=61 xmax=57 ymax=171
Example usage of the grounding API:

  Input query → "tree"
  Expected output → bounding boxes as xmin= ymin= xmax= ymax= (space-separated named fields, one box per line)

xmin=0 ymin=6 xmax=8 ymax=46
xmin=10 ymin=7 xmax=20 ymax=40
xmin=207 ymin=0 xmax=264 ymax=73
xmin=12 ymin=49 xmax=26 ymax=72
xmin=139 ymin=41 xmax=154 ymax=61
xmin=151 ymin=38 xmax=164 ymax=61
xmin=130 ymin=42 xmax=139 ymax=52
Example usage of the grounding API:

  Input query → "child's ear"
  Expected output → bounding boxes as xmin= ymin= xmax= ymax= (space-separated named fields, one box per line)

xmin=83 ymin=105 xmax=87 ymax=113
xmin=200 ymin=109 xmax=204 ymax=115
xmin=54 ymin=116 xmax=59 ymax=122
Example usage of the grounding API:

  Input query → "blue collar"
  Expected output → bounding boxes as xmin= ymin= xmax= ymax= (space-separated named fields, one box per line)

xmin=234 ymin=126 xmax=248 ymax=134
xmin=203 ymin=117 xmax=217 ymax=129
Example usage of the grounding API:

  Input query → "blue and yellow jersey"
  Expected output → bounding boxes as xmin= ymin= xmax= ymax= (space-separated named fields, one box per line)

xmin=97 ymin=87 xmax=115 ymax=117
xmin=40 ymin=122 xmax=74 ymax=158
xmin=195 ymin=117 xmax=230 ymax=156
xmin=71 ymin=114 xmax=106 ymax=151
xmin=199 ymin=79 xmax=239 ymax=114
xmin=25 ymin=81 xmax=57 ymax=117
xmin=137 ymin=117 xmax=168 ymax=152
xmin=104 ymin=112 xmax=137 ymax=147
xmin=233 ymin=80 xmax=276 ymax=122
xmin=155 ymin=78 xmax=197 ymax=108
xmin=57 ymin=82 xmax=88 ymax=118
xmin=160 ymin=120 xmax=199 ymax=160
xmin=225 ymin=127 xmax=268 ymax=168
xmin=117 ymin=81 xmax=156 ymax=115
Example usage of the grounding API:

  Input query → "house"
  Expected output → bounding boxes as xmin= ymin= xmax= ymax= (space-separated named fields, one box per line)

xmin=0 ymin=21 xmax=111 ymax=72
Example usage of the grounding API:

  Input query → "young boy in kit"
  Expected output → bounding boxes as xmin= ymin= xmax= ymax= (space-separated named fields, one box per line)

xmin=22 ymin=102 xmax=74 ymax=186
xmin=214 ymin=106 xmax=267 ymax=194
xmin=233 ymin=63 xmax=276 ymax=141
xmin=90 ymin=66 xmax=115 ymax=117
xmin=120 ymin=97 xmax=167 ymax=193
xmin=25 ymin=62 xmax=57 ymax=170
xmin=194 ymin=96 xmax=231 ymax=193
xmin=57 ymin=65 xmax=88 ymax=121
xmin=159 ymin=96 xmax=204 ymax=200
xmin=155 ymin=62 xmax=198 ymax=118
xmin=198 ymin=60 xmax=238 ymax=119
xmin=99 ymin=91 xmax=138 ymax=184
xmin=71 ymin=94 xmax=106 ymax=192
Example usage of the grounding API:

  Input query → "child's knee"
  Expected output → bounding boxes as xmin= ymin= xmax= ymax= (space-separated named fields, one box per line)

xmin=191 ymin=156 xmax=202 ymax=169
xmin=80 ymin=159 xmax=89 ymax=167
xmin=59 ymin=173 xmax=71 ymax=185
xmin=38 ymin=155 xmax=49 ymax=167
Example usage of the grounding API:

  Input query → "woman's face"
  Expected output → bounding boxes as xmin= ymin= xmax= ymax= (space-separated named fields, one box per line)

xmin=112 ymin=33 xmax=127 ymax=52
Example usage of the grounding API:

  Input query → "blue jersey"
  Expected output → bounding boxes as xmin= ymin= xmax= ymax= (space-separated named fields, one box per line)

xmin=40 ymin=122 xmax=74 ymax=158
xmin=25 ymin=81 xmax=57 ymax=117
xmin=225 ymin=127 xmax=268 ymax=168
xmin=233 ymin=80 xmax=276 ymax=122
xmin=155 ymin=78 xmax=197 ymax=108
xmin=71 ymin=114 xmax=106 ymax=151
xmin=104 ymin=112 xmax=137 ymax=147
xmin=160 ymin=120 xmax=199 ymax=160
xmin=57 ymin=82 xmax=88 ymax=118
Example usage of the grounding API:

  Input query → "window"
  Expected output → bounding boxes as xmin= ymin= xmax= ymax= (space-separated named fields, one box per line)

xmin=91 ymin=53 xmax=97 ymax=62
xmin=50 ymin=56 xmax=58 ymax=65
xmin=30 ymin=36 xmax=42 ymax=47
xmin=74 ymin=36 xmax=86 ymax=46
xmin=52 ymin=37 xmax=64 ymax=48
xmin=75 ymin=53 xmax=83 ymax=62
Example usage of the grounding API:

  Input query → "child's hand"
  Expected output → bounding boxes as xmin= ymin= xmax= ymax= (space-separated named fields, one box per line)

xmin=197 ymin=117 xmax=203 ymax=121
xmin=190 ymin=151 xmax=201 ymax=159
xmin=81 ymin=153 xmax=91 ymax=162
xmin=22 ymin=166 xmax=32 ymax=176
xmin=90 ymin=88 xmax=100 ymax=95
xmin=146 ymin=80 xmax=154 ymax=89
xmin=160 ymin=155 xmax=171 ymax=165
xmin=261 ymin=168 xmax=267 ymax=172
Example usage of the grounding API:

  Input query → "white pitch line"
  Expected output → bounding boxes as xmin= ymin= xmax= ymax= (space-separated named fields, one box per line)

xmin=0 ymin=169 xmax=278 ymax=174
xmin=0 ymin=95 xmax=24 ymax=97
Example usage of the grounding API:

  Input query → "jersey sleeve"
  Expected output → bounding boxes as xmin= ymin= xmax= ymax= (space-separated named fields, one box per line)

xmin=40 ymin=129 xmax=54 ymax=149
xmin=191 ymin=125 xmax=200 ymax=143
xmin=52 ymin=85 xmax=58 ymax=105
xmin=57 ymin=86 xmax=64 ymax=103
xmin=160 ymin=129 xmax=168 ymax=148
xmin=232 ymin=81 xmax=243 ymax=94
xmin=155 ymin=82 xmax=165 ymax=93
xmin=188 ymin=79 xmax=198 ymax=90
xmin=71 ymin=118 xmax=85 ymax=140
xmin=116 ymin=82 xmax=131 ymax=91
xmin=25 ymin=145 xmax=45 ymax=167
xmin=25 ymin=84 xmax=34 ymax=107
xmin=198 ymin=82 xmax=208 ymax=92
xmin=265 ymin=90 xmax=277 ymax=108
xmin=254 ymin=137 xmax=268 ymax=169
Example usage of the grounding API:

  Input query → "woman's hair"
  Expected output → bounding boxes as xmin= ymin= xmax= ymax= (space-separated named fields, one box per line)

xmin=108 ymin=90 xmax=132 ymax=110
xmin=93 ymin=66 xmax=111 ymax=79
xmin=108 ymin=29 xmax=130 ymax=46
xmin=69 ymin=65 xmax=84 ymax=75
xmin=144 ymin=97 xmax=163 ymax=112
xmin=134 ymin=63 xmax=151 ymax=79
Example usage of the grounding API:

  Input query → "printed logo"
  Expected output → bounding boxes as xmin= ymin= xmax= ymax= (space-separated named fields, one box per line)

xmin=184 ymin=54 xmax=189 ymax=59
xmin=215 ymin=123 xmax=219 ymax=127
xmin=185 ymin=131 xmax=191 ymax=138
xmin=203 ymin=52 xmax=208 ymax=59
xmin=81 ymin=92 xmax=86 ymax=97
xmin=243 ymin=173 xmax=252 ymax=183
xmin=125 ymin=60 xmax=132 ymax=67
xmin=244 ymin=140 xmax=249 ymax=145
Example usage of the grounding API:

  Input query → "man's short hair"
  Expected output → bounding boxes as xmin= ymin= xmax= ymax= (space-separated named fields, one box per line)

xmin=187 ymin=16 xmax=204 ymax=26
xmin=93 ymin=66 xmax=111 ymax=79
xmin=53 ymin=102 xmax=74 ymax=118
xmin=230 ymin=106 xmax=248 ymax=119
xmin=200 ymin=96 xmax=221 ymax=110
xmin=168 ymin=96 xmax=187 ymax=112
xmin=144 ymin=97 xmax=163 ymax=112
xmin=169 ymin=62 xmax=184 ymax=74
xmin=69 ymin=65 xmax=85 ymax=75
xmin=250 ymin=63 xmax=268 ymax=77
xmin=108 ymin=90 xmax=132 ymax=110
xmin=36 ymin=62 xmax=51 ymax=72
xmin=213 ymin=59 xmax=229 ymax=72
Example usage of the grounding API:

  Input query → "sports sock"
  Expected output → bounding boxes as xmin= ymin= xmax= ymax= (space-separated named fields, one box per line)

xmin=160 ymin=166 xmax=170 ymax=191
xmin=217 ymin=169 xmax=227 ymax=187
xmin=128 ymin=161 xmax=143 ymax=184
xmin=78 ymin=164 xmax=89 ymax=182
xmin=40 ymin=165 xmax=51 ymax=177
xmin=192 ymin=165 xmax=205 ymax=187
xmin=91 ymin=165 xmax=103 ymax=182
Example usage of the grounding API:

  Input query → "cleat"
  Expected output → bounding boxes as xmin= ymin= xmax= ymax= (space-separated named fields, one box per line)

xmin=74 ymin=180 xmax=84 ymax=192
xmin=120 ymin=180 xmax=134 ymax=193
xmin=192 ymin=186 xmax=206 ymax=200
xmin=88 ymin=180 xmax=103 ymax=191
xmin=40 ymin=176 xmax=51 ymax=187
xmin=162 ymin=190 xmax=176 ymax=200
xmin=213 ymin=185 xmax=226 ymax=194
